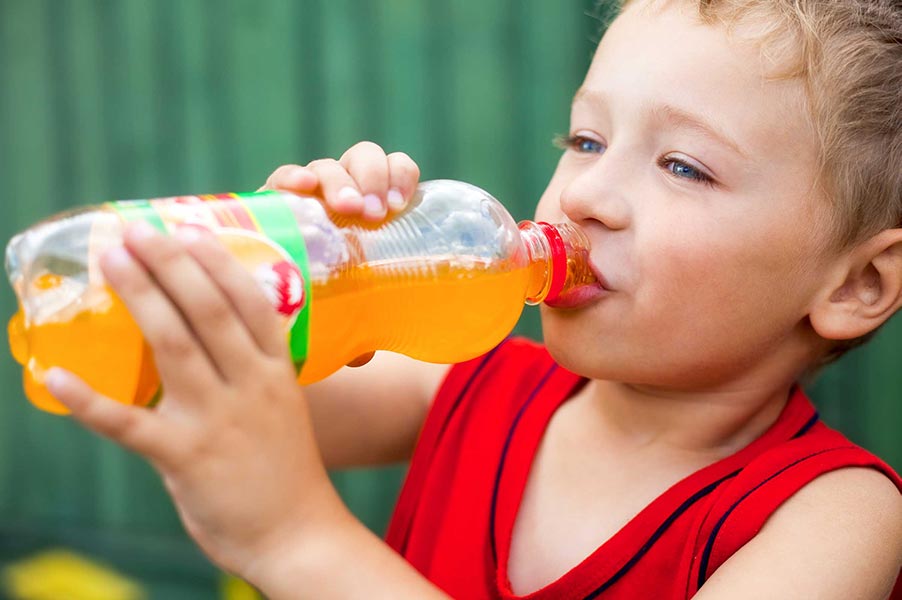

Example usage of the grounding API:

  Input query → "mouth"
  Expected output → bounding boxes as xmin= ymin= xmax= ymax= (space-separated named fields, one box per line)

xmin=543 ymin=256 xmax=613 ymax=310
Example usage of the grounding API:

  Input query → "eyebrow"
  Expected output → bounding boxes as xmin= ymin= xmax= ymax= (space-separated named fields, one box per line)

xmin=572 ymin=87 xmax=748 ymax=159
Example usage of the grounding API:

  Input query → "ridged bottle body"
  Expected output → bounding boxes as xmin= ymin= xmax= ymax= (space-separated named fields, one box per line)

xmin=293 ymin=180 xmax=533 ymax=382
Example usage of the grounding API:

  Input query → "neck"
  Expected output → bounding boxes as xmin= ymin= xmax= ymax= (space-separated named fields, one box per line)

xmin=581 ymin=377 xmax=795 ymax=459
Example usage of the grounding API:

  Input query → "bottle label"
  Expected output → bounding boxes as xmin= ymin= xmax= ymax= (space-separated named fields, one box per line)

xmin=107 ymin=192 xmax=312 ymax=370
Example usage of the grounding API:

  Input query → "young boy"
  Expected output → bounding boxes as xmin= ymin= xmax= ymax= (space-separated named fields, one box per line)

xmin=46 ymin=0 xmax=902 ymax=598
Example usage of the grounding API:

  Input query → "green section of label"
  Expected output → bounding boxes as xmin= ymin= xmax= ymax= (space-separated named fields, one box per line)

xmin=107 ymin=192 xmax=312 ymax=370
xmin=236 ymin=192 xmax=312 ymax=369
xmin=105 ymin=200 xmax=167 ymax=232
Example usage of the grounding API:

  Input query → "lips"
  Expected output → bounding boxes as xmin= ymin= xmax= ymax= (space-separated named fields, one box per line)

xmin=544 ymin=255 xmax=612 ymax=309
xmin=588 ymin=258 xmax=612 ymax=292
xmin=544 ymin=283 xmax=609 ymax=309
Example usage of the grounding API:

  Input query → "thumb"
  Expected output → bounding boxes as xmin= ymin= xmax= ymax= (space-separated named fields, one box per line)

xmin=46 ymin=368 xmax=169 ymax=461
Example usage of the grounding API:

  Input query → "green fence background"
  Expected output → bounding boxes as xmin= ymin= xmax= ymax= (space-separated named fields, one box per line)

xmin=0 ymin=0 xmax=898 ymax=597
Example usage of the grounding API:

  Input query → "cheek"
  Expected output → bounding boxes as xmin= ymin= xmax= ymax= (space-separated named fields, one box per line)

xmin=533 ymin=162 xmax=571 ymax=223
xmin=533 ymin=193 xmax=557 ymax=223
xmin=638 ymin=225 xmax=814 ymax=342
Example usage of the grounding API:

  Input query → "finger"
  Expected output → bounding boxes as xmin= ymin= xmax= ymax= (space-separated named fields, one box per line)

xmin=46 ymin=367 xmax=172 ymax=463
xmin=260 ymin=164 xmax=319 ymax=194
xmin=115 ymin=221 xmax=260 ymax=382
xmin=386 ymin=152 xmax=421 ymax=213
xmin=101 ymin=241 xmax=220 ymax=398
xmin=177 ymin=227 xmax=288 ymax=360
xmin=304 ymin=158 xmax=365 ymax=215
xmin=339 ymin=141 xmax=391 ymax=221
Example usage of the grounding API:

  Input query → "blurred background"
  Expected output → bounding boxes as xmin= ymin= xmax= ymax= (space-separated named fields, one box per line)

xmin=0 ymin=0 xmax=898 ymax=598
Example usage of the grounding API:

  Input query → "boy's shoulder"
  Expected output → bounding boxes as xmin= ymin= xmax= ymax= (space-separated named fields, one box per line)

xmin=686 ymin=387 xmax=901 ymax=597
xmin=694 ymin=461 xmax=902 ymax=599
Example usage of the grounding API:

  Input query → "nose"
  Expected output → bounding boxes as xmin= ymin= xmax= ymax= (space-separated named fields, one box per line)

xmin=558 ymin=159 xmax=631 ymax=231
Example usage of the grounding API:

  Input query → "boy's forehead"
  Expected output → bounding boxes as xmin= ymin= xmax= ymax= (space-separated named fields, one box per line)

xmin=613 ymin=0 xmax=805 ymax=70
xmin=591 ymin=1 xmax=757 ymax=86
xmin=578 ymin=1 xmax=817 ymax=165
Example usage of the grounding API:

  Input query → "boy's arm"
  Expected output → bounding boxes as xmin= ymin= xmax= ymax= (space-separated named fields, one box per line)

xmin=245 ymin=510 xmax=451 ymax=599
xmin=47 ymin=220 xmax=454 ymax=597
xmin=304 ymin=353 xmax=450 ymax=468
xmin=694 ymin=467 xmax=902 ymax=600
xmin=262 ymin=144 xmax=448 ymax=470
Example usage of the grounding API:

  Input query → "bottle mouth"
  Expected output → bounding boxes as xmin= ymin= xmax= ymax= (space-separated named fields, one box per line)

xmin=539 ymin=221 xmax=600 ymax=306
xmin=5 ymin=232 xmax=29 ymax=297
xmin=534 ymin=222 xmax=568 ymax=304
xmin=4 ymin=207 xmax=110 ymax=326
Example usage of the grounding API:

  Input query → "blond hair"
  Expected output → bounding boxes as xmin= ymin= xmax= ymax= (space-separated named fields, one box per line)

xmin=601 ymin=0 xmax=902 ymax=365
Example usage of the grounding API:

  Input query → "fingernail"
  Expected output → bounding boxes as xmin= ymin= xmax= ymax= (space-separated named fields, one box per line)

xmin=336 ymin=186 xmax=364 ymax=211
xmin=175 ymin=225 xmax=202 ymax=244
xmin=103 ymin=246 xmax=133 ymax=269
xmin=363 ymin=194 xmax=386 ymax=219
xmin=128 ymin=220 xmax=157 ymax=241
xmin=387 ymin=188 xmax=405 ymax=211
xmin=45 ymin=367 xmax=69 ymax=395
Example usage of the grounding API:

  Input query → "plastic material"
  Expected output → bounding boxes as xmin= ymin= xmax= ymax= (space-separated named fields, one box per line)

xmin=5 ymin=180 xmax=596 ymax=414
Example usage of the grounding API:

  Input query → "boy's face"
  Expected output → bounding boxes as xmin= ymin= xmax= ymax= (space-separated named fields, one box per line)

xmin=535 ymin=1 xmax=834 ymax=388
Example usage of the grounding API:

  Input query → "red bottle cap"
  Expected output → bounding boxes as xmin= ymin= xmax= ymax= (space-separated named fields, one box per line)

xmin=536 ymin=222 xmax=567 ymax=304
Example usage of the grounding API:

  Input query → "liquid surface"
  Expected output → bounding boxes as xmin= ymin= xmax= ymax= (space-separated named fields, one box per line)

xmin=10 ymin=262 xmax=530 ymax=411
xmin=11 ymin=291 xmax=158 ymax=414
xmin=301 ymin=263 xmax=530 ymax=383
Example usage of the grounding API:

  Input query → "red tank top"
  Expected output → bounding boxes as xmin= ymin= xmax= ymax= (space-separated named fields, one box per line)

xmin=385 ymin=337 xmax=902 ymax=599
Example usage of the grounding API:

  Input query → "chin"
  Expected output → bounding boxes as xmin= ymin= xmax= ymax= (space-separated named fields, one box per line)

xmin=539 ymin=308 xmax=675 ymax=385
xmin=539 ymin=310 xmax=611 ymax=378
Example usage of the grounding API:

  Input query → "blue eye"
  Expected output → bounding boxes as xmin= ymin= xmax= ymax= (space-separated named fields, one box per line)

xmin=660 ymin=157 xmax=714 ymax=185
xmin=669 ymin=161 xmax=702 ymax=179
xmin=555 ymin=134 xmax=606 ymax=154
xmin=576 ymin=137 xmax=605 ymax=153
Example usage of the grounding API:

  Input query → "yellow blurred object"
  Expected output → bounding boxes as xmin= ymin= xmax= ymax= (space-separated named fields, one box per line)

xmin=1 ymin=548 xmax=144 ymax=600
xmin=220 ymin=574 xmax=262 ymax=600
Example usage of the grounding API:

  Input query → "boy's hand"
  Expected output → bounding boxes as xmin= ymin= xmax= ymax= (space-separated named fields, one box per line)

xmin=260 ymin=141 xmax=421 ymax=222
xmin=261 ymin=141 xmax=422 ymax=368
xmin=45 ymin=222 xmax=350 ymax=578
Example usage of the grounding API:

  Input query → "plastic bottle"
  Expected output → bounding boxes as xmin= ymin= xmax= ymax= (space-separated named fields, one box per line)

xmin=5 ymin=180 xmax=597 ymax=414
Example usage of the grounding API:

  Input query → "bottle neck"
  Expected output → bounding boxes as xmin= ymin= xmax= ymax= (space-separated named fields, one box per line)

xmin=518 ymin=221 xmax=595 ymax=305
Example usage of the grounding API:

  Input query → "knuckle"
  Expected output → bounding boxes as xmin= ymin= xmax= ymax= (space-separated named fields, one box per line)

xmin=266 ymin=164 xmax=295 ymax=185
xmin=97 ymin=405 xmax=139 ymax=440
xmin=196 ymin=296 xmax=233 ymax=325
xmin=114 ymin=267 xmax=154 ymax=298
xmin=275 ymin=163 xmax=300 ymax=176
xmin=389 ymin=153 xmax=420 ymax=179
xmin=350 ymin=162 xmax=389 ymax=192
xmin=388 ymin=150 xmax=413 ymax=164
xmin=142 ymin=245 xmax=191 ymax=282
xmin=153 ymin=328 xmax=195 ymax=359
xmin=307 ymin=160 xmax=354 ymax=192
xmin=352 ymin=140 xmax=384 ymax=156
xmin=149 ymin=238 xmax=186 ymax=270
xmin=306 ymin=158 xmax=339 ymax=170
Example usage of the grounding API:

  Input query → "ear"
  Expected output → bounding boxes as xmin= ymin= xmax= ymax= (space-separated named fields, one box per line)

xmin=810 ymin=229 xmax=902 ymax=341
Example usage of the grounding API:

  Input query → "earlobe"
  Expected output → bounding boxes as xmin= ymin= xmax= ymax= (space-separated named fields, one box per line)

xmin=810 ymin=229 xmax=902 ymax=341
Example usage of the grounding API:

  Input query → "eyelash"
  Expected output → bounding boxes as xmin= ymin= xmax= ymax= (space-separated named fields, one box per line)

xmin=553 ymin=134 xmax=717 ymax=188
xmin=553 ymin=134 xmax=603 ymax=154
xmin=657 ymin=156 xmax=716 ymax=188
